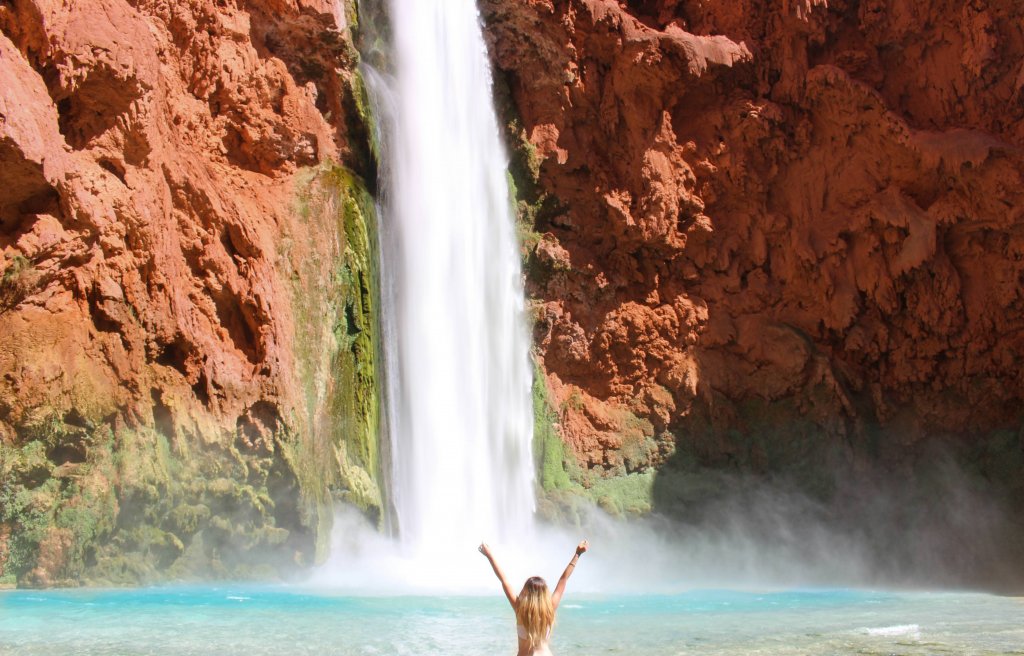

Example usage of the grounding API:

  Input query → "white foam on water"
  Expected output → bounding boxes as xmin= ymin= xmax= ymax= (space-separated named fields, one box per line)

xmin=863 ymin=624 xmax=922 ymax=639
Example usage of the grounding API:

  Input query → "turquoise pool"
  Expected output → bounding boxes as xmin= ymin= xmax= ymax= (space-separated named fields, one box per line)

xmin=1 ymin=586 xmax=1021 ymax=655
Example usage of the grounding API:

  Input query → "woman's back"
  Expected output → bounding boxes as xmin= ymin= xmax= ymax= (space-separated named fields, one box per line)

xmin=479 ymin=540 xmax=588 ymax=656
xmin=515 ymin=577 xmax=555 ymax=655
xmin=517 ymin=622 xmax=553 ymax=656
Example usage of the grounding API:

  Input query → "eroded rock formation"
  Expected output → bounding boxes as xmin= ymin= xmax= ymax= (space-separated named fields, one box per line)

xmin=0 ymin=0 xmax=380 ymax=586
xmin=3 ymin=0 xmax=1023 ymax=588
xmin=483 ymin=0 xmax=1024 ymax=520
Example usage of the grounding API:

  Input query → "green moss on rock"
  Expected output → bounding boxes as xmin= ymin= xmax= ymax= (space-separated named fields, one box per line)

xmin=0 ymin=408 xmax=334 ymax=587
xmin=530 ymin=358 xmax=658 ymax=520
xmin=532 ymin=359 xmax=573 ymax=492
xmin=589 ymin=472 xmax=655 ymax=517
xmin=0 ymin=253 xmax=35 ymax=310
xmin=0 ymin=169 xmax=389 ymax=585
xmin=492 ymin=71 xmax=564 ymax=276
xmin=290 ymin=162 xmax=385 ymax=539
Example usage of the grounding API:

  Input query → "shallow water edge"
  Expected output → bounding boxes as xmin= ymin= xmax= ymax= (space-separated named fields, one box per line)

xmin=1 ymin=586 xmax=1021 ymax=655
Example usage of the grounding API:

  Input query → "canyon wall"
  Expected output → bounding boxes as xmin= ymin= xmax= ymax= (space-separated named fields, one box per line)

xmin=483 ymin=0 xmax=1024 ymax=556
xmin=0 ymin=0 xmax=381 ymax=586
xmin=3 ymin=0 xmax=1023 ymax=588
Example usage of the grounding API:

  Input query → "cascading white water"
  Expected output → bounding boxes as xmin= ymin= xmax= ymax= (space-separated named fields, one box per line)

xmin=365 ymin=0 xmax=536 ymax=558
xmin=327 ymin=1 xmax=1018 ymax=588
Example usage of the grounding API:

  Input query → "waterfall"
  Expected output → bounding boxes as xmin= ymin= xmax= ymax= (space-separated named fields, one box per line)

xmin=363 ymin=0 xmax=536 ymax=558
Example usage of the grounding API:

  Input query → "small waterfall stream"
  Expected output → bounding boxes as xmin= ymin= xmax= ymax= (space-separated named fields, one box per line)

xmin=363 ymin=0 xmax=536 ymax=559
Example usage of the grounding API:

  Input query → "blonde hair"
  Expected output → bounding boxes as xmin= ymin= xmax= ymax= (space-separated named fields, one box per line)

xmin=516 ymin=577 xmax=554 ymax=648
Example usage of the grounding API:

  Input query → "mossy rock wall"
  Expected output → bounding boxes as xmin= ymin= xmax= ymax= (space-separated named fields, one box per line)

xmin=0 ymin=414 xmax=312 ymax=586
xmin=0 ymin=0 xmax=385 ymax=588
xmin=288 ymin=163 xmax=385 ymax=540
xmin=0 ymin=163 xmax=384 ymax=587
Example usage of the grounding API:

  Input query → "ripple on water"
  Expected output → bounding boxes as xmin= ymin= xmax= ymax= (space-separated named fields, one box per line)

xmin=0 ymin=588 xmax=1021 ymax=656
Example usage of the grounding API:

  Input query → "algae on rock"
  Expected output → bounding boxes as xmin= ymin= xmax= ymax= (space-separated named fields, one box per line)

xmin=0 ymin=163 xmax=386 ymax=587
xmin=532 ymin=358 xmax=573 ymax=494
xmin=492 ymin=71 xmax=564 ymax=275
xmin=289 ymin=162 xmax=385 ymax=544
xmin=0 ymin=0 xmax=389 ymax=588
xmin=529 ymin=356 xmax=664 ymax=522
xmin=0 ymin=410 xmax=313 ymax=586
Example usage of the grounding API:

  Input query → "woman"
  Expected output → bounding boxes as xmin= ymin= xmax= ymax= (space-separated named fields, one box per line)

xmin=479 ymin=539 xmax=589 ymax=656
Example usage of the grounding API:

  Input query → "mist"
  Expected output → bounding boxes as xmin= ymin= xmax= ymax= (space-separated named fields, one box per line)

xmin=310 ymin=452 xmax=1023 ymax=595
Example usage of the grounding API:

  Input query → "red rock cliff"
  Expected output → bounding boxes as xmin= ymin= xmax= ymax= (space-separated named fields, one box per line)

xmin=0 ymin=0 xmax=380 ymax=585
xmin=483 ymin=0 xmax=1024 ymax=494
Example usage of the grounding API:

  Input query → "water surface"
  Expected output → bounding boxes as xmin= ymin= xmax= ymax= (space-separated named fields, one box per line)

xmin=1 ymin=586 xmax=1021 ymax=655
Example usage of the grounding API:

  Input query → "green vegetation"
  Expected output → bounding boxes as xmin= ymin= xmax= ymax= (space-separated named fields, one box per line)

xmin=290 ymin=162 xmax=385 ymax=539
xmin=560 ymin=387 xmax=585 ymax=414
xmin=507 ymin=131 xmax=556 ymax=272
xmin=339 ymin=67 xmax=379 ymax=184
xmin=492 ymin=72 xmax=563 ymax=276
xmin=530 ymin=358 xmax=657 ymax=521
xmin=532 ymin=358 xmax=573 ymax=492
xmin=0 ymin=253 xmax=34 ymax=311
xmin=1 ymin=254 xmax=29 ymax=283
xmin=324 ymin=164 xmax=383 ymax=501
xmin=349 ymin=70 xmax=379 ymax=167
xmin=0 ymin=407 xmax=326 ymax=587
xmin=0 ymin=0 xmax=389 ymax=587
xmin=342 ymin=0 xmax=359 ymax=32
xmin=590 ymin=471 xmax=655 ymax=516
xmin=0 ymin=161 xmax=386 ymax=587
xmin=0 ymin=418 xmax=116 ymax=586
xmin=619 ymin=428 xmax=657 ymax=475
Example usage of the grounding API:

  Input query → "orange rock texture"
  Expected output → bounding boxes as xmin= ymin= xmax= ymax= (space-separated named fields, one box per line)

xmin=0 ymin=0 xmax=379 ymax=585
xmin=3 ymin=0 xmax=1022 ymax=586
xmin=482 ymin=0 xmax=1024 ymax=485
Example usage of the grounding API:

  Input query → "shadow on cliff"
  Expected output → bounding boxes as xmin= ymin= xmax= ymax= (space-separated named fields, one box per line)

xmin=648 ymin=402 xmax=1024 ymax=592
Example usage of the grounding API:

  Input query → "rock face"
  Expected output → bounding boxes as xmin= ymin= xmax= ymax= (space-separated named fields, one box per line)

xmin=3 ymin=0 xmax=1023 ymax=589
xmin=0 ymin=0 xmax=381 ymax=585
xmin=483 ymin=0 xmax=1024 ymax=550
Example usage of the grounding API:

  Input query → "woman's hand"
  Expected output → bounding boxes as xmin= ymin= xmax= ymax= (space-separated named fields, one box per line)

xmin=478 ymin=542 xmax=492 ymax=558
xmin=575 ymin=539 xmax=588 ymax=556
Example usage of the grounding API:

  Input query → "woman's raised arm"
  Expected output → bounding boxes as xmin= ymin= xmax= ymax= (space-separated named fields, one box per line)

xmin=479 ymin=543 xmax=518 ymax=608
xmin=551 ymin=539 xmax=588 ymax=610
